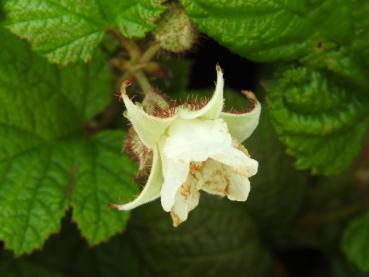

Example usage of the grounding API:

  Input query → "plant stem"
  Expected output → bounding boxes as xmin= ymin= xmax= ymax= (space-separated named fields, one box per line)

xmin=107 ymin=28 xmax=141 ymax=60
xmin=134 ymin=71 xmax=154 ymax=94
xmin=131 ymin=43 xmax=161 ymax=94
xmin=109 ymin=29 xmax=162 ymax=94
xmin=121 ymin=37 xmax=141 ymax=61
xmin=141 ymin=43 xmax=161 ymax=63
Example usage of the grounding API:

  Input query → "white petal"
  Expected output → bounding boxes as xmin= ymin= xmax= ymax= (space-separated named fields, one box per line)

xmin=200 ymin=160 xmax=250 ymax=202
xmin=178 ymin=65 xmax=224 ymax=120
xmin=220 ymin=91 xmax=261 ymax=143
xmin=161 ymin=118 xmax=232 ymax=162
xmin=121 ymin=82 xmax=176 ymax=148
xmin=170 ymin=176 xmax=200 ymax=227
xmin=111 ymin=147 xmax=163 ymax=210
xmin=210 ymin=147 xmax=258 ymax=177
xmin=200 ymin=160 xmax=229 ymax=197
xmin=226 ymin=173 xmax=250 ymax=201
xmin=160 ymin=154 xmax=190 ymax=212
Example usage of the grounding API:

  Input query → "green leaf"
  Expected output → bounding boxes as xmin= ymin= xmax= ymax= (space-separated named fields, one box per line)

xmin=71 ymin=132 xmax=138 ymax=245
xmin=267 ymin=65 xmax=369 ymax=175
xmin=0 ymin=214 xmax=149 ymax=276
xmin=131 ymin=197 xmax=273 ymax=277
xmin=300 ymin=46 xmax=369 ymax=91
xmin=180 ymin=0 xmax=352 ymax=62
xmin=1 ymin=199 xmax=271 ymax=276
xmin=57 ymin=57 xmax=115 ymax=120
xmin=3 ymin=0 xmax=165 ymax=64
xmin=0 ymin=250 xmax=65 ymax=277
xmin=245 ymin=111 xmax=307 ymax=237
xmin=0 ymin=216 xmax=94 ymax=276
xmin=0 ymin=28 xmax=137 ymax=255
xmin=330 ymin=254 xmax=369 ymax=277
xmin=353 ymin=0 xmax=369 ymax=67
xmin=93 ymin=227 xmax=152 ymax=277
xmin=341 ymin=213 xmax=369 ymax=272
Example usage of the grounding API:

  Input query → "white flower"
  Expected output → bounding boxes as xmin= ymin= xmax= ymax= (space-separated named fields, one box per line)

xmin=112 ymin=65 xmax=261 ymax=226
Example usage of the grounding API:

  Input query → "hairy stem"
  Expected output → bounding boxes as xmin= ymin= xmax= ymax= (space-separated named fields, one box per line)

xmin=134 ymin=71 xmax=154 ymax=94
xmin=141 ymin=43 xmax=161 ymax=63
xmin=107 ymin=28 xmax=141 ymax=60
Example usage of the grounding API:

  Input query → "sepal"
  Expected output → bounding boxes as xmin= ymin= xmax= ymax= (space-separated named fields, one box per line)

xmin=220 ymin=91 xmax=261 ymax=143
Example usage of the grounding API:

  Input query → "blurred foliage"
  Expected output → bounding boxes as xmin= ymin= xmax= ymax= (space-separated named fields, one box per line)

xmin=1 ymin=0 xmax=369 ymax=276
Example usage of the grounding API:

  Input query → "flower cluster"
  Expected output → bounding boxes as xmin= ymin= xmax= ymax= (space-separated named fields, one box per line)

xmin=111 ymin=66 xmax=261 ymax=226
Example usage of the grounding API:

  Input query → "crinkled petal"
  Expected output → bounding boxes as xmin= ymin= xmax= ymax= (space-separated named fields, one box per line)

xmin=178 ymin=65 xmax=224 ymax=120
xmin=110 ymin=147 xmax=163 ymax=210
xmin=226 ymin=173 xmax=250 ymax=201
xmin=200 ymin=160 xmax=250 ymax=202
xmin=220 ymin=91 xmax=261 ymax=143
xmin=161 ymin=118 xmax=232 ymax=162
xmin=210 ymin=147 xmax=258 ymax=177
xmin=170 ymin=176 xmax=200 ymax=227
xmin=160 ymin=154 xmax=190 ymax=212
xmin=121 ymin=82 xmax=176 ymax=148
xmin=200 ymin=160 xmax=229 ymax=197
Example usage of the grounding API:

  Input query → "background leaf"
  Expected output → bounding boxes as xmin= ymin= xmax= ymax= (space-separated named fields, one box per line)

xmin=342 ymin=213 xmax=369 ymax=272
xmin=0 ymin=196 xmax=273 ymax=277
xmin=71 ymin=131 xmax=138 ymax=245
xmin=245 ymin=111 xmax=308 ymax=237
xmin=2 ymin=0 xmax=166 ymax=64
xmin=180 ymin=0 xmax=352 ymax=62
xmin=130 ymin=196 xmax=273 ymax=277
xmin=353 ymin=0 xmax=369 ymax=68
xmin=266 ymin=65 xmax=369 ymax=175
xmin=0 ymin=28 xmax=137 ymax=254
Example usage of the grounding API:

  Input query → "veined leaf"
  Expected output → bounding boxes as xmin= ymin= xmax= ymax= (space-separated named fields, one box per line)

xmin=246 ymin=112 xmax=307 ymax=236
xmin=180 ymin=0 xmax=352 ymax=62
xmin=2 ymin=0 xmax=166 ymax=64
xmin=70 ymin=132 xmax=138 ymax=245
xmin=0 ymin=28 xmax=137 ymax=255
xmin=131 ymin=196 xmax=272 ymax=277
xmin=267 ymin=65 xmax=369 ymax=175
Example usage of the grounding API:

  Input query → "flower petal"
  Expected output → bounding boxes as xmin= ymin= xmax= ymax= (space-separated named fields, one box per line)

xmin=200 ymin=160 xmax=229 ymax=197
xmin=210 ymin=146 xmax=258 ymax=177
xmin=200 ymin=160 xmax=251 ymax=202
xmin=161 ymin=118 xmax=232 ymax=162
xmin=226 ymin=173 xmax=251 ymax=202
xmin=110 ymin=147 xmax=163 ymax=210
xmin=178 ymin=65 xmax=224 ymax=120
xmin=160 ymin=155 xmax=190 ymax=212
xmin=220 ymin=91 xmax=261 ymax=143
xmin=121 ymin=81 xmax=176 ymax=148
xmin=170 ymin=175 xmax=200 ymax=227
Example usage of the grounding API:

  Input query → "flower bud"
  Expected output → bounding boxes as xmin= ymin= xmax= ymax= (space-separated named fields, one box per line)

xmin=153 ymin=3 xmax=197 ymax=53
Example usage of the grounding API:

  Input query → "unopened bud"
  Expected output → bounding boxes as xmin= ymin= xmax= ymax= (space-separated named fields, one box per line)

xmin=153 ymin=3 xmax=197 ymax=53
